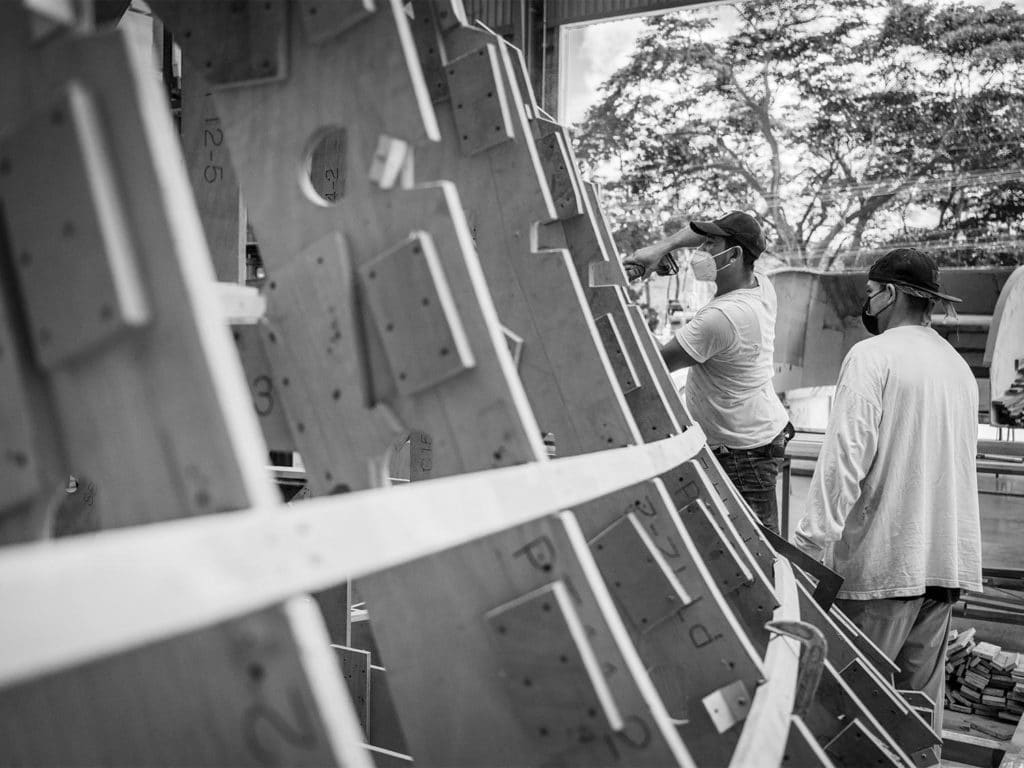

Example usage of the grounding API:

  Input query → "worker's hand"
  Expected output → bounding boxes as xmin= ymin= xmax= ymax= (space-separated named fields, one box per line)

xmin=623 ymin=244 xmax=667 ymax=281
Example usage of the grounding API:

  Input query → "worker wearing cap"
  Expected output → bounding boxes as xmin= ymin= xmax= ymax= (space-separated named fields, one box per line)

xmin=625 ymin=211 xmax=792 ymax=533
xmin=793 ymin=248 xmax=982 ymax=738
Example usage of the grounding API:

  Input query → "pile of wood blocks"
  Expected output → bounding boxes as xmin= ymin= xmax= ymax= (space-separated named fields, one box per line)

xmin=945 ymin=628 xmax=1024 ymax=723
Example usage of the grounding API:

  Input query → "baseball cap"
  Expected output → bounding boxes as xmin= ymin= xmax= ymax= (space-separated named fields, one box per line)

xmin=868 ymin=248 xmax=962 ymax=303
xmin=690 ymin=211 xmax=767 ymax=258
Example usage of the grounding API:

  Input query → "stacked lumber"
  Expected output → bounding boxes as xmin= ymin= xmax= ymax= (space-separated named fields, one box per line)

xmin=945 ymin=629 xmax=1024 ymax=724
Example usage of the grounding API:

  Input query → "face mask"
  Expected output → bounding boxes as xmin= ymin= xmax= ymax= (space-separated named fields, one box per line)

xmin=861 ymin=287 xmax=894 ymax=335
xmin=691 ymin=246 xmax=736 ymax=283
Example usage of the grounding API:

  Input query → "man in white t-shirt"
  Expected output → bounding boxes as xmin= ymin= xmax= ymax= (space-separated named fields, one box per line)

xmin=626 ymin=212 xmax=791 ymax=532
xmin=793 ymin=248 xmax=982 ymax=739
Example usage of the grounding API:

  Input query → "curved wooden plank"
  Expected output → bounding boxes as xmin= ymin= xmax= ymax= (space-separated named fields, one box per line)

xmin=0 ymin=429 xmax=704 ymax=688
xmin=731 ymin=557 xmax=800 ymax=768
xmin=987 ymin=265 xmax=1024 ymax=427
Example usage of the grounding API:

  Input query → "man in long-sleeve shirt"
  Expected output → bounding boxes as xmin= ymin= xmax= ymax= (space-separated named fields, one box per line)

xmin=794 ymin=248 xmax=981 ymax=740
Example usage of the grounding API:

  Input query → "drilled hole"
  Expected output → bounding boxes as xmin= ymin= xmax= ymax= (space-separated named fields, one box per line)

xmin=303 ymin=126 xmax=347 ymax=206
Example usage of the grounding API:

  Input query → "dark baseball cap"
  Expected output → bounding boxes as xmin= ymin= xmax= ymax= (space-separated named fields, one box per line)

xmin=868 ymin=248 xmax=962 ymax=303
xmin=690 ymin=211 xmax=767 ymax=258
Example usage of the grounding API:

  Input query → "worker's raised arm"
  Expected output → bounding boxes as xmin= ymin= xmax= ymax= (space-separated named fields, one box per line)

xmin=623 ymin=223 xmax=707 ymax=277
xmin=794 ymin=352 xmax=884 ymax=558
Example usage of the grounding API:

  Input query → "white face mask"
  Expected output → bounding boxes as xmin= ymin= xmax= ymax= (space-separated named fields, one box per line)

xmin=690 ymin=247 xmax=736 ymax=283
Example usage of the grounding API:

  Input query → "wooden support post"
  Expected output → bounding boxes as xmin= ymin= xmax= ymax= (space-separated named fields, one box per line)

xmin=152 ymin=3 xmax=702 ymax=764
xmin=180 ymin=64 xmax=246 ymax=284
xmin=0 ymin=5 xmax=370 ymax=765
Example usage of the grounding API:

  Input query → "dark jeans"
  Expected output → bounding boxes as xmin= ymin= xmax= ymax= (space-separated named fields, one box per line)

xmin=714 ymin=429 xmax=788 ymax=534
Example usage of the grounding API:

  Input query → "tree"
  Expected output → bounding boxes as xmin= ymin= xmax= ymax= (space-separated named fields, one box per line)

xmin=574 ymin=0 xmax=1024 ymax=268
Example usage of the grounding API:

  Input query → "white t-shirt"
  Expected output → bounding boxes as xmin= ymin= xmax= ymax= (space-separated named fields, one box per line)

xmin=794 ymin=325 xmax=982 ymax=599
xmin=675 ymin=274 xmax=789 ymax=449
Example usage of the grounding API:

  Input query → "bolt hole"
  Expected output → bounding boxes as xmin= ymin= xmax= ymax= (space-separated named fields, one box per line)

xmin=282 ymin=377 xmax=290 ymax=386
xmin=268 ymin=331 xmax=277 ymax=343
xmin=248 ymin=663 xmax=264 ymax=682
xmin=332 ymin=389 xmax=341 ymax=401
xmin=542 ymin=603 xmax=551 ymax=612
xmin=99 ymin=305 xmax=113 ymax=321
xmin=440 ymin=347 xmax=449 ymax=356
xmin=398 ymin=372 xmax=406 ymax=381
xmin=297 ymin=422 xmax=305 ymax=433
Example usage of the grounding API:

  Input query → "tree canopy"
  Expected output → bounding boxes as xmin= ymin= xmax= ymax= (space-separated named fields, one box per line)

xmin=574 ymin=0 xmax=1024 ymax=268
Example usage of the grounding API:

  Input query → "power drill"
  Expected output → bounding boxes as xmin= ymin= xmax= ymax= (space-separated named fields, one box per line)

xmin=624 ymin=251 xmax=680 ymax=282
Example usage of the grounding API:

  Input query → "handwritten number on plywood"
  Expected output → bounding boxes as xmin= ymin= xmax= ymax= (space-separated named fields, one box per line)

xmin=242 ymin=689 xmax=319 ymax=765
xmin=253 ymin=374 xmax=274 ymax=416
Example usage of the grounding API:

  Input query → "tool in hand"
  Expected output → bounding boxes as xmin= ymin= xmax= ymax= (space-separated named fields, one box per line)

xmin=624 ymin=251 xmax=679 ymax=282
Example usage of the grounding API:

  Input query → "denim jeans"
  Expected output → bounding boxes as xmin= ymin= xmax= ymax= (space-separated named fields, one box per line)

xmin=714 ymin=429 xmax=788 ymax=534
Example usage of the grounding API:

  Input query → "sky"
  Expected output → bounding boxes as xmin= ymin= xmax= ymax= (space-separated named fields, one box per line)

xmin=560 ymin=0 xmax=1024 ymax=125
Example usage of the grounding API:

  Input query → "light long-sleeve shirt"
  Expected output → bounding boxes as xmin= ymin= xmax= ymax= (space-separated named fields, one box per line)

xmin=794 ymin=325 xmax=982 ymax=599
